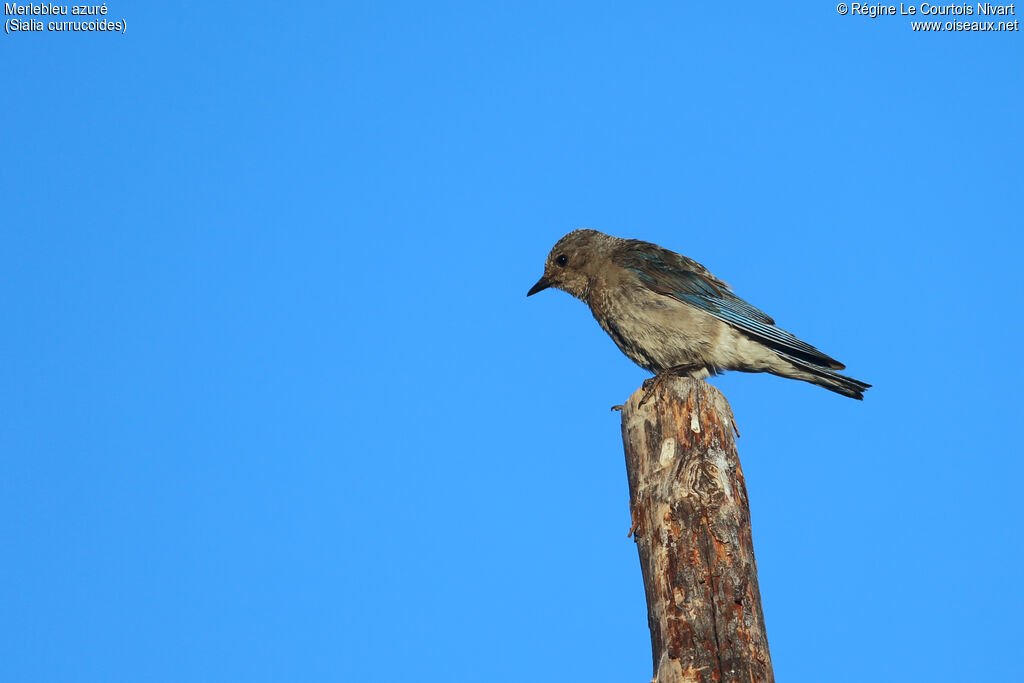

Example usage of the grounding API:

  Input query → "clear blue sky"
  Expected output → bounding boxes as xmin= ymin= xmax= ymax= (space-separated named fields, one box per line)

xmin=3 ymin=3 xmax=1021 ymax=681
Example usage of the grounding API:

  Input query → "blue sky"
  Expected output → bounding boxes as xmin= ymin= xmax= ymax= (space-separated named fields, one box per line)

xmin=2 ymin=3 xmax=1022 ymax=681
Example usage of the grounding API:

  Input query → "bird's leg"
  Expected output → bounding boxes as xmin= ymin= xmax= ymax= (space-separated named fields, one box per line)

xmin=637 ymin=375 xmax=666 ymax=408
xmin=638 ymin=364 xmax=700 ymax=408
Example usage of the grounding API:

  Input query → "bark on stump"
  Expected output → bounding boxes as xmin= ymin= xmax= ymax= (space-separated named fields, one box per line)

xmin=620 ymin=377 xmax=773 ymax=683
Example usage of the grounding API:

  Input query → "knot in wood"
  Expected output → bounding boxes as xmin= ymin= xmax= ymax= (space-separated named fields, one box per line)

xmin=681 ymin=457 xmax=727 ymax=507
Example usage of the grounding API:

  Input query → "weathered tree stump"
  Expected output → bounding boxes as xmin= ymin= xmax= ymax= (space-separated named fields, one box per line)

xmin=620 ymin=377 xmax=773 ymax=683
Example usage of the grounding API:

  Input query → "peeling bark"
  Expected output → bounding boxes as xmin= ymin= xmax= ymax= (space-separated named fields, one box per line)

xmin=621 ymin=377 xmax=773 ymax=683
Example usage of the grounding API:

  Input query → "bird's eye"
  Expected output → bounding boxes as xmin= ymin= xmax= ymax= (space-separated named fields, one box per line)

xmin=555 ymin=254 xmax=569 ymax=267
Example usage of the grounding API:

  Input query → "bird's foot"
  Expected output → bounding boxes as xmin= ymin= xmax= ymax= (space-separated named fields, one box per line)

xmin=638 ymin=365 xmax=698 ymax=408
xmin=638 ymin=374 xmax=668 ymax=408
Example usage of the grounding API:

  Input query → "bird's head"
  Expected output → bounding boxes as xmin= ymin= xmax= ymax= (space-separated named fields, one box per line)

xmin=527 ymin=229 xmax=614 ymax=301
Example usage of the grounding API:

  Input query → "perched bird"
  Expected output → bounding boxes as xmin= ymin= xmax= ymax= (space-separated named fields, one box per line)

xmin=527 ymin=229 xmax=870 ymax=399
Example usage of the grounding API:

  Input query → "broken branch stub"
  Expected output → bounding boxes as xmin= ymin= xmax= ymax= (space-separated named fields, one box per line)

xmin=620 ymin=377 xmax=773 ymax=683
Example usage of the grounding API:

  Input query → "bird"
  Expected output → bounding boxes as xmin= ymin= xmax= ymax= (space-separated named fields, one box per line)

xmin=527 ymin=229 xmax=870 ymax=400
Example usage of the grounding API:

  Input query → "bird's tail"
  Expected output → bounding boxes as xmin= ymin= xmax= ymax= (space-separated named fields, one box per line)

xmin=775 ymin=352 xmax=871 ymax=400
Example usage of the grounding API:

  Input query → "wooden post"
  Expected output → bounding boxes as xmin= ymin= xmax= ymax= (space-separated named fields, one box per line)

xmin=620 ymin=377 xmax=774 ymax=683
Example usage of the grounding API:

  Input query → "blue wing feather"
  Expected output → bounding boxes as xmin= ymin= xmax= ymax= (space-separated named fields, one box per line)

xmin=614 ymin=242 xmax=844 ymax=370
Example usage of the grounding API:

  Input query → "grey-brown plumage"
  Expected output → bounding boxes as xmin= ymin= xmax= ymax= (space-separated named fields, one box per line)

xmin=527 ymin=229 xmax=870 ymax=399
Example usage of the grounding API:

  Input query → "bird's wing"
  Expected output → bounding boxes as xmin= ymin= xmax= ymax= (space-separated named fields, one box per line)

xmin=615 ymin=242 xmax=845 ymax=370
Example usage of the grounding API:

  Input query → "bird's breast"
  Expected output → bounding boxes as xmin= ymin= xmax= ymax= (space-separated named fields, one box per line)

xmin=587 ymin=286 xmax=722 ymax=373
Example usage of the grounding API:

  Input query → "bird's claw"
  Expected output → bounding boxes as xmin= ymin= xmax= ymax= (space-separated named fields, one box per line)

xmin=638 ymin=365 xmax=698 ymax=408
xmin=638 ymin=375 xmax=664 ymax=408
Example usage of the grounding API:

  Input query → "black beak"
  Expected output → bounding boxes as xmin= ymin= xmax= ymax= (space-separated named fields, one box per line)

xmin=527 ymin=275 xmax=551 ymax=297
